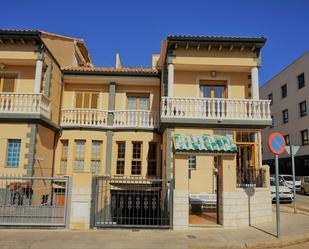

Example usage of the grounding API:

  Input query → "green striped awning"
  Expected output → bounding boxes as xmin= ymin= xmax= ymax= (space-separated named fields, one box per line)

xmin=174 ymin=134 xmax=237 ymax=153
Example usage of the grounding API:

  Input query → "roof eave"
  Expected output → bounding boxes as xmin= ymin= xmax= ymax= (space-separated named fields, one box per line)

xmin=62 ymin=70 xmax=160 ymax=78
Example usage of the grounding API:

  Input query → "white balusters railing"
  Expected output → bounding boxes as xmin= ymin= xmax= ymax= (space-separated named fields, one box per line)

xmin=61 ymin=109 xmax=108 ymax=127
xmin=114 ymin=110 xmax=159 ymax=129
xmin=161 ymin=97 xmax=271 ymax=121
xmin=0 ymin=93 xmax=51 ymax=118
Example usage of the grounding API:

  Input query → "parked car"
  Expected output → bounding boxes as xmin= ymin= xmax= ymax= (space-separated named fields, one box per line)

xmin=279 ymin=175 xmax=301 ymax=192
xmin=300 ymin=176 xmax=309 ymax=195
xmin=270 ymin=177 xmax=293 ymax=203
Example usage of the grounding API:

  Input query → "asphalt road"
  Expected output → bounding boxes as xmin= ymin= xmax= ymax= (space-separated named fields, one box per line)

xmin=289 ymin=193 xmax=309 ymax=212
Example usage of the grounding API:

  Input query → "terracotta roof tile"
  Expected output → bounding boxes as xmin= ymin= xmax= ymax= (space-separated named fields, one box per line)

xmin=62 ymin=66 xmax=159 ymax=74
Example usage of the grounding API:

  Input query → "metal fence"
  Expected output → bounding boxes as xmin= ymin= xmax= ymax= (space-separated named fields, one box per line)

xmin=93 ymin=177 xmax=172 ymax=228
xmin=0 ymin=176 xmax=70 ymax=227
xmin=237 ymin=168 xmax=266 ymax=188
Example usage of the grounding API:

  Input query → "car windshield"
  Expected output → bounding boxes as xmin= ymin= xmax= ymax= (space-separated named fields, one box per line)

xmin=282 ymin=176 xmax=293 ymax=181
xmin=270 ymin=180 xmax=284 ymax=186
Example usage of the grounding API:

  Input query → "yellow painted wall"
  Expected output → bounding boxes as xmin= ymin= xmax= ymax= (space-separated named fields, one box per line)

xmin=0 ymin=65 xmax=36 ymax=93
xmin=0 ymin=124 xmax=31 ymax=176
xmin=54 ymin=130 xmax=107 ymax=176
xmin=173 ymin=48 xmax=257 ymax=59
xmin=174 ymin=70 xmax=249 ymax=99
xmin=111 ymin=131 xmax=161 ymax=178
xmin=33 ymin=124 xmax=55 ymax=177
xmin=174 ymin=154 xmax=189 ymax=191
xmin=189 ymin=155 xmax=214 ymax=194
xmin=0 ymin=43 xmax=37 ymax=61
xmin=43 ymin=52 xmax=63 ymax=124
xmin=42 ymin=35 xmax=75 ymax=68
xmin=62 ymin=83 xmax=109 ymax=110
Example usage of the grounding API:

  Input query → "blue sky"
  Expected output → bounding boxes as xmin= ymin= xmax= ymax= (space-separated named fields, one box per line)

xmin=1 ymin=0 xmax=309 ymax=85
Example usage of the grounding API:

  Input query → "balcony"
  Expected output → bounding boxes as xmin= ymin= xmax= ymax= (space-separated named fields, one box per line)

xmin=61 ymin=109 xmax=159 ymax=129
xmin=161 ymin=97 xmax=271 ymax=127
xmin=0 ymin=93 xmax=51 ymax=119
xmin=61 ymin=108 xmax=108 ymax=128
xmin=113 ymin=110 xmax=159 ymax=129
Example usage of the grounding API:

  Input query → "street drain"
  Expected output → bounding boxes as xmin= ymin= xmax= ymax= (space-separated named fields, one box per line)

xmin=187 ymin=235 xmax=197 ymax=239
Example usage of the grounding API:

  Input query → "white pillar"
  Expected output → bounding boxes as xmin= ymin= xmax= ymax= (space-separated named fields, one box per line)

xmin=34 ymin=59 xmax=43 ymax=94
xmin=168 ymin=63 xmax=174 ymax=97
xmin=251 ymin=67 xmax=259 ymax=100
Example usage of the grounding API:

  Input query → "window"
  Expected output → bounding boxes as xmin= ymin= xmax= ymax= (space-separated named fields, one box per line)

xmin=282 ymin=109 xmax=289 ymax=123
xmin=75 ymin=92 xmax=99 ymax=109
xmin=268 ymin=93 xmax=273 ymax=105
xmin=116 ymin=142 xmax=125 ymax=175
xmin=91 ymin=141 xmax=102 ymax=174
xmin=188 ymin=155 xmax=196 ymax=179
xmin=74 ymin=140 xmax=85 ymax=172
xmin=60 ymin=140 xmax=68 ymax=174
xmin=284 ymin=135 xmax=290 ymax=146
xmin=131 ymin=142 xmax=142 ymax=175
xmin=147 ymin=143 xmax=157 ymax=176
xmin=6 ymin=139 xmax=21 ymax=167
xmin=281 ymin=84 xmax=287 ymax=98
xmin=301 ymin=130 xmax=309 ymax=145
xmin=188 ymin=155 xmax=196 ymax=170
xmin=127 ymin=94 xmax=149 ymax=110
xmin=299 ymin=101 xmax=307 ymax=117
xmin=298 ymin=73 xmax=305 ymax=89
xmin=0 ymin=74 xmax=16 ymax=92
xmin=271 ymin=115 xmax=275 ymax=128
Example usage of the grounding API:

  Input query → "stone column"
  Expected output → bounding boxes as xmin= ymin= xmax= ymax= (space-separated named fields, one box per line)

xmin=173 ymin=154 xmax=189 ymax=230
xmin=105 ymin=82 xmax=116 ymax=176
xmin=251 ymin=67 xmax=259 ymax=100
xmin=167 ymin=63 xmax=174 ymax=97
xmin=34 ymin=56 xmax=43 ymax=94
xmin=69 ymin=172 xmax=93 ymax=229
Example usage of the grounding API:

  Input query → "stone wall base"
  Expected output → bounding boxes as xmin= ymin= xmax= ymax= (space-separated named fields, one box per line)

xmin=219 ymin=188 xmax=272 ymax=227
xmin=173 ymin=190 xmax=189 ymax=230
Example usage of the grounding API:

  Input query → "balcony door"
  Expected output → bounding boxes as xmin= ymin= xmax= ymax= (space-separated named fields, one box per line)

xmin=0 ymin=74 xmax=16 ymax=92
xmin=127 ymin=94 xmax=149 ymax=111
xmin=200 ymin=80 xmax=227 ymax=99
xmin=200 ymin=81 xmax=227 ymax=116
xmin=126 ymin=94 xmax=150 ymax=126
xmin=75 ymin=92 xmax=99 ymax=109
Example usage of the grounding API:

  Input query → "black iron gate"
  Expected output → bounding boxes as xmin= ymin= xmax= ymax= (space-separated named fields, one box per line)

xmin=93 ymin=177 xmax=172 ymax=228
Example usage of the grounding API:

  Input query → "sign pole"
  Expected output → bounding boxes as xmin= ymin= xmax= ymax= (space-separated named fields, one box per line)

xmin=290 ymin=145 xmax=297 ymax=214
xmin=275 ymin=154 xmax=280 ymax=238
xmin=268 ymin=132 xmax=286 ymax=239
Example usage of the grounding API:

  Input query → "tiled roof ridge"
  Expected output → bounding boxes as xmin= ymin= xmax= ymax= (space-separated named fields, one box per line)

xmin=62 ymin=66 xmax=158 ymax=73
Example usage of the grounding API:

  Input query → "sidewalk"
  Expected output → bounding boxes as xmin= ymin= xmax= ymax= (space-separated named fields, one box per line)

xmin=0 ymin=209 xmax=308 ymax=249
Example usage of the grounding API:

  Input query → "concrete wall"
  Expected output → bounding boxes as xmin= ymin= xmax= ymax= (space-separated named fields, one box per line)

xmin=260 ymin=51 xmax=309 ymax=161
xmin=219 ymin=188 xmax=272 ymax=227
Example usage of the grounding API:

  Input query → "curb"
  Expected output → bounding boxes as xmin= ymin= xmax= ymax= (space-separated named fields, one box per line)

xmin=190 ymin=233 xmax=309 ymax=249
xmin=245 ymin=233 xmax=309 ymax=249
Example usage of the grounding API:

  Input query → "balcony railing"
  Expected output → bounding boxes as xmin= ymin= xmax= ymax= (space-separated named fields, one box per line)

xmin=113 ymin=110 xmax=159 ymax=129
xmin=0 ymin=93 xmax=51 ymax=118
xmin=61 ymin=109 xmax=159 ymax=129
xmin=161 ymin=97 xmax=271 ymax=121
xmin=61 ymin=108 xmax=108 ymax=128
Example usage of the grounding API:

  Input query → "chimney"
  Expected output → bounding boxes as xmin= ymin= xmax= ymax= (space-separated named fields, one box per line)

xmin=115 ymin=53 xmax=122 ymax=68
